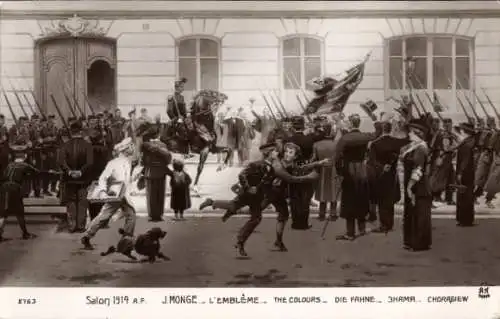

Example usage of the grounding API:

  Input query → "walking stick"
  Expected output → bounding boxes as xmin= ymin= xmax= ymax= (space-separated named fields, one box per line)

xmin=321 ymin=176 xmax=343 ymax=240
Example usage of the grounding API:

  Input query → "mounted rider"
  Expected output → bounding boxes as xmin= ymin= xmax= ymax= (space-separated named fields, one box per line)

xmin=190 ymin=89 xmax=228 ymax=148
xmin=167 ymin=77 xmax=188 ymax=122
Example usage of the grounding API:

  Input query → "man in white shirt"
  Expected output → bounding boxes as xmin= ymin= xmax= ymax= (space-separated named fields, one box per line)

xmin=81 ymin=137 xmax=141 ymax=250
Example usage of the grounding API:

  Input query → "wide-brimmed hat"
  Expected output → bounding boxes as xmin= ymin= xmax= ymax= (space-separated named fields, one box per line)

xmin=407 ymin=118 xmax=429 ymax=135
xmin=114 ymin=137 xmax=133 ymax=153
xmin=458 ymin=122 xmax=475 ymax=135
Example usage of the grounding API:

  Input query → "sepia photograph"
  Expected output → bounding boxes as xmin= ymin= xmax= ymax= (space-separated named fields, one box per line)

xmin=0 ymin=0 xmax=500 ymax=290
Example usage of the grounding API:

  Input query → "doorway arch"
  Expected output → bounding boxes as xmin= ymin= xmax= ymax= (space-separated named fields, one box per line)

xmin=87 ymin=59 xmax=116 ymax=114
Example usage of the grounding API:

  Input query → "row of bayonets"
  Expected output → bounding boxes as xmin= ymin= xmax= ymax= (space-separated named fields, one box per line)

xmin=394 ymin=68 xmax=500 ymax=125
xmin=1 ymin=72 xmax=98 ymax=135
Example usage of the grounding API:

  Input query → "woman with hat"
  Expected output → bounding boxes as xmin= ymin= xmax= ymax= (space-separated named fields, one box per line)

xmin=455 ymin=122 xmax=477 ymax=227
xmin=81 ymin=137 xmax=141 ymax=250
xmin=399 ymin=118 xmax=432 ymax=251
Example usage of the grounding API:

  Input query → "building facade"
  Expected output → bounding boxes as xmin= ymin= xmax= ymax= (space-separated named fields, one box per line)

xmin=1 ymin=1 xmax=500 ymax=127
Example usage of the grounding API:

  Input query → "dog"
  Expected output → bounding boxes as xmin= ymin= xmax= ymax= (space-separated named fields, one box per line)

xmin=100 ymin=227 xmax=170 ymax=263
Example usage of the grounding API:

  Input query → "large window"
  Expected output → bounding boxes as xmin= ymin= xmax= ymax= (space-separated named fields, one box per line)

xmin=282 ymin=36 xmax=323 ymax=112
xmin=178 ymin=37 xmax=220 ymax=100
xmin=388 ymin=35 xmax=473 ymax=112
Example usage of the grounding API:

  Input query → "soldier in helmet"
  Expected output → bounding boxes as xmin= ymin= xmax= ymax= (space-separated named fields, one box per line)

xmin=167 ymin=78 xmax=188 ymax=122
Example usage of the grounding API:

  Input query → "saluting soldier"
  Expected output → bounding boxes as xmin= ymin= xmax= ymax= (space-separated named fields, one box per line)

xmin=167 ymin=78 xmax=188 ymax=122
xmin=58 ymin=120 xmax=94 ymax=232
xmin=140 ymin=123 xmax=172 ymax=222
xmin=39 ymin=115 xmax=59 ymax=195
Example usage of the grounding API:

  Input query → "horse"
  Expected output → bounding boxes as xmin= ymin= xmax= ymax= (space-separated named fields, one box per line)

xmin=161 ymin=94 xmax=233 ymax=194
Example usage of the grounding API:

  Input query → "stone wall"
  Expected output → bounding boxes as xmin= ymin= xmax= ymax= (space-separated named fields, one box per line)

xmin=2 ymin=13 xmax=500 ymax=128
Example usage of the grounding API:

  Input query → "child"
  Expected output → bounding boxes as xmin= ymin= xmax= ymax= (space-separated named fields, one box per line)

xmin=169 ymin=159 xmax=192 ymax=220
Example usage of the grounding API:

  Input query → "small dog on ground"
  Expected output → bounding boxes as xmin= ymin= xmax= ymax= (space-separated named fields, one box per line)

xmin=100 ymin=227 xmax=170 ymax=263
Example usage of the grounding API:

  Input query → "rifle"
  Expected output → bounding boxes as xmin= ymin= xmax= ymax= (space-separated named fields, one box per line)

xmin=283 ymin=74 xmax=312 ymax=121
xmin=2 ymin=88 xmax=19 ymax=127
xmin=6 ymin=78 xmax=29 ymax=117
xmin=83 ymin=94 xmax=96 ymax=115
xmin=50 ymin=94 xmax=71 ymax=138
xmin=62 ymin=90 xmax=78 ymax=118
xmin=258 ymin=87 xmax=284 ymax=119
xmin=272 ymin=88 xmax=295 ymax=120
xmin=391 ymin=74 xmax=423 ymax=117
xmin=456 ymin=78 xmax=481 ymax=122
xmin=16 ymin=72 xmax=45 ymax=118
xmin=288 ymin=72 xmax=311 ymax=104
xmin=268 ymin=90 xmax=289 ymax=118
xmin=446 ymin=77 xmax=474 ymax=125
xmin=481 ymin=87 xmax=500 ymax=123
xmin=21 ymin=92 xmax=37 ymax=117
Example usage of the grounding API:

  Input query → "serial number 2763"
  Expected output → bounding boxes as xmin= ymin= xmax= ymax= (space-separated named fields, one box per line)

xmin=18 ymin=298 xmax=37 ymax=304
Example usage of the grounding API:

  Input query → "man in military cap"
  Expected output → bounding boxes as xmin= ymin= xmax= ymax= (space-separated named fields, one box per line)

xmin=455 ymin=122 xmax=477 ymax=226
xmin=141 ymin=123 xmax=172 ymax=222
xmin=286 ymin=115 xmax=324 ymax=230
xmin=0 ymin=144 xmax=38 ymax=241
xmin=367 ymin=121 xmax=409 ymax=233
xmin=40 ymin=114 xmax=59 ymax=195
xmin=167 ymin=78 xmax=188 ymax=122
xmin=59 ymin=120 xmax=94 ymax=232
xmin=87 ymin=113 xmax=111 ymax=221
xmin=474 ymin=116 xmax=496 ymax=200
xmin=9 ymin=116 xmax=32 ymax=197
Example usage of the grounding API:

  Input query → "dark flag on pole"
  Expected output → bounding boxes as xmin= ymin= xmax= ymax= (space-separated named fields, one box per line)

xmin=304 ymin=51 xmax=370 ymax=115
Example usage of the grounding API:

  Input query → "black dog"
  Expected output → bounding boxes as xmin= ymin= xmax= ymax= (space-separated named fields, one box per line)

xmin=100 ymin=227 xmax=170 ymax=263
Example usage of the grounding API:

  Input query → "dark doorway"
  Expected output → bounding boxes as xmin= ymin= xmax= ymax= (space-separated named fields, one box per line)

xmin=87 ymin=60 xmax=116 ymax=114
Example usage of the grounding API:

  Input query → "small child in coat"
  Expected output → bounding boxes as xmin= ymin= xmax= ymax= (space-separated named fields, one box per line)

xmin=170 ymin=159 xmax=192 ymax=220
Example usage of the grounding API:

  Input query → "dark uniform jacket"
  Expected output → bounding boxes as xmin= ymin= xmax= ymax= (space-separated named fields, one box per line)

xmin=167 ymin=92 xmax=187 ymax=120
xmin=59 ymin=136 xmax=94 ymax=185
xmin=456 ymin=135 xmax=476 ymax=186
xmin=141 ymin=140 xmax=172 ymax=179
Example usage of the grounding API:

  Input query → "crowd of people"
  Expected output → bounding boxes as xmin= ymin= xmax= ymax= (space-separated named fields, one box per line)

xmin=0 ymin=75 xmax=498 ymax=260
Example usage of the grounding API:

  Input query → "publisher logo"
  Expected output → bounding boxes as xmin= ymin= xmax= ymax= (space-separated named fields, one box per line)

xmin=479 ymin=283 xmax=490 ymax=299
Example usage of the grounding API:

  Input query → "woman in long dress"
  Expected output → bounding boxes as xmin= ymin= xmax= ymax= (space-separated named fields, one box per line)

xmin=400 ymin=119 xmax=432 ymax=251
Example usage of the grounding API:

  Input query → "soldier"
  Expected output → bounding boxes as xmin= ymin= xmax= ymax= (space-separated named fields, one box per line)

xmin=368 ymin=121 xmax=409 ymax=233
xmin=0 ymin=114 xmax=9 ymax=174
xmin=110 ymin=109 xmax=126 ymax=146
xmin=455 ymin=122 xmax=477 ymax=227
xmin=0 ymin=145 xmax=38 ymax=241
xmin=39 ymin=115 xmax=59 ymax=195
xmin=474 ymin=117 xmax=496 ymax=200
xmin=59 ymin=121 xmax=94 ymax=232
xmin=87 ymin=114 xmax=110 ymax=221
xmin=140 ymin=123 xmax=172 ymax=222
xmin=167 ymin=78 xmax=188 ymax=122
xmin=28 ymin=114 xmax=44 ymax=197
xmin=9 ymin=116 xmax=32 ymax=197
xmin=285 ymin=116 xmax=323 ymax=230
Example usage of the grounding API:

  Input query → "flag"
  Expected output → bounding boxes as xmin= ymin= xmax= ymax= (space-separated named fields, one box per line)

xmin=304 ymin=52 xmax=370 ymax=115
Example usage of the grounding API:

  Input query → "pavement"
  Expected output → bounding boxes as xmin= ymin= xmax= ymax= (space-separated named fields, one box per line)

xmin=2 ymin=160 xmax=499 ymax=287
xmin=1 ymin=215 xmax=500 ymax=287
